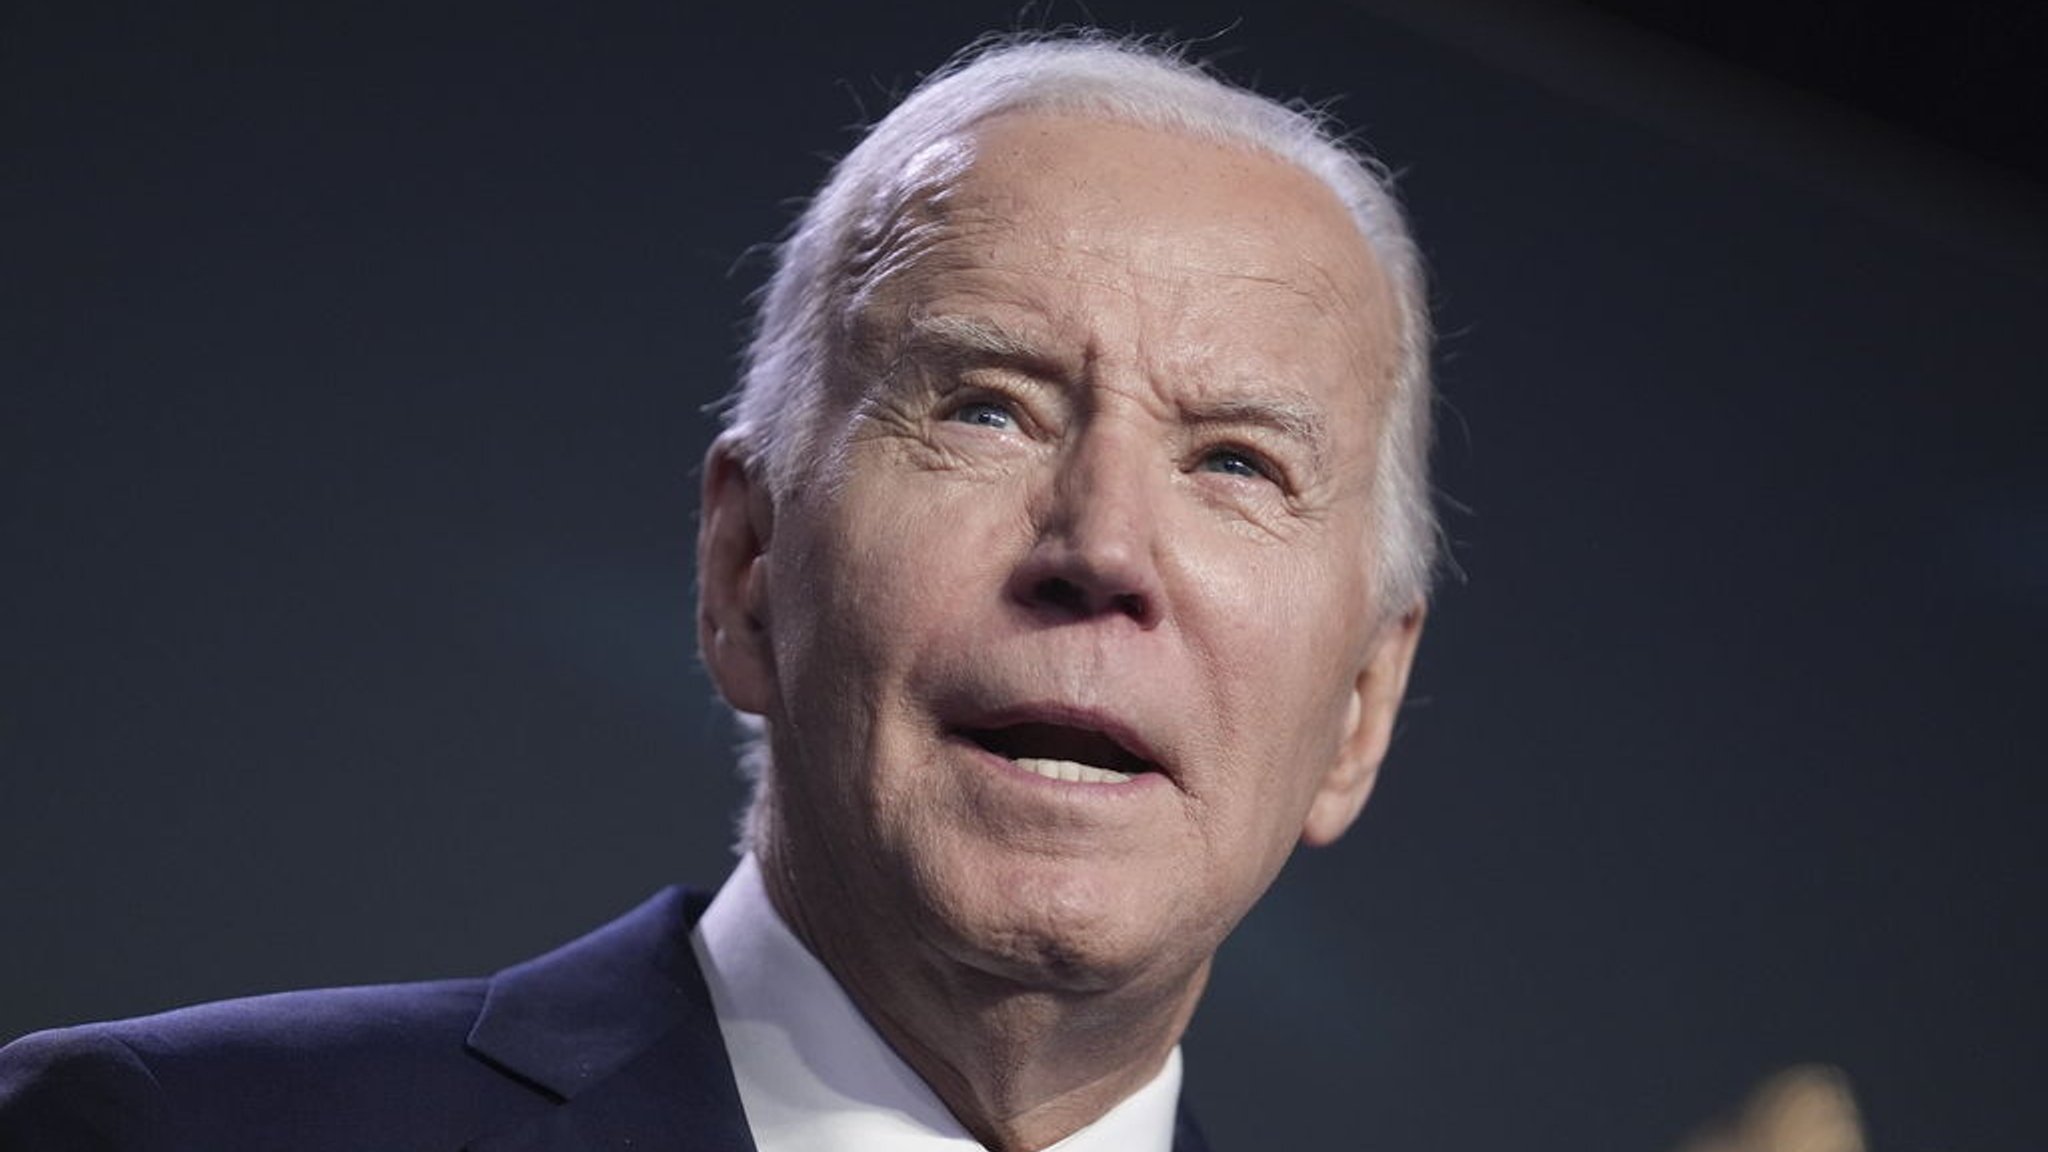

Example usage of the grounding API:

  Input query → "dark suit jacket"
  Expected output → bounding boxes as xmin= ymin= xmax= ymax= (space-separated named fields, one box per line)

xmin=0 ymin=887 xmax=1212 ymax=1151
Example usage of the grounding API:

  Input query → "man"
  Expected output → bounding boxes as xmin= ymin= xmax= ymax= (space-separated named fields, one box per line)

xmin=0 ymin=32 xmax=1432 ymax=1151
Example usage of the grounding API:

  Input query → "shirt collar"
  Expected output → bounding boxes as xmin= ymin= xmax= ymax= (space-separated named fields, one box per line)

xmin=690 ymin=853 xmax=1183 ymax=1152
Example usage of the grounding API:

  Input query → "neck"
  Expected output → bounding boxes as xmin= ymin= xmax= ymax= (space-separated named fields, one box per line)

xmin=757 ymin=844 xmax=1203 ymax=1152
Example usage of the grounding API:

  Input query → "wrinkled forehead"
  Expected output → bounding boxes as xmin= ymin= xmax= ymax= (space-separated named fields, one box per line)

xmin=838 ymin=112 xmax=1400 ymax=402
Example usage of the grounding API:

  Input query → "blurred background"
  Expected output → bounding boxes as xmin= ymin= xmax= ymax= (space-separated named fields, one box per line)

xmin=4 ymin=1 xmax=2043 ymax=1147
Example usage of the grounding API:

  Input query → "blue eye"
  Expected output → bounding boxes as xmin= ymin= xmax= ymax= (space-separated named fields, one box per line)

xmin=950 ymin=400 xmax=1014 ymax=430
xmin=1200 ymin=448 xmax=1268 ymax=481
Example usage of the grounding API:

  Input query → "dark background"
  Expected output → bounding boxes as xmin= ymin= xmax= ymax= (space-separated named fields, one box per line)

xmin=5 ymin=1 xmax=2044 ymax=1148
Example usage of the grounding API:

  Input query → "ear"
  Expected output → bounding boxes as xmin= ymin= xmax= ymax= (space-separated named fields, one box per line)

xmin=1300 ymin=601 xmax=1426 ymax=848
xmin=697 ymin=431 xmax=777 ymax=716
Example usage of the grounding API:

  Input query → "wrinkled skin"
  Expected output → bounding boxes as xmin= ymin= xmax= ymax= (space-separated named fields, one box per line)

xmin=698 ymin=112 xmax=1424 ymax=1150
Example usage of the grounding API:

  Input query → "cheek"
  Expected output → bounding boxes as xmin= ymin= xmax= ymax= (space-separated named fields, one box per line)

xmin=779 ymin=474 xmax=1020 ymax=690
xmin=1187 ymin=544 xmax=1366 ymax=779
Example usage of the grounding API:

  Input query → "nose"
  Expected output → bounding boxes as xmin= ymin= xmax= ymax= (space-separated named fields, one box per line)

xmin=1006 ymin=428 xmax=1165 ymax=628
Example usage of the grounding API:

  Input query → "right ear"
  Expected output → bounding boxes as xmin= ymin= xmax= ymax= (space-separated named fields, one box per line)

xmin=697 ymin=431 xmax=777 ymax=715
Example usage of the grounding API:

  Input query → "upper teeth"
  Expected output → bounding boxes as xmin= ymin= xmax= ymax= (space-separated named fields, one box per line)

xmin=1013 ymin=757 xmax=1133 ymax=785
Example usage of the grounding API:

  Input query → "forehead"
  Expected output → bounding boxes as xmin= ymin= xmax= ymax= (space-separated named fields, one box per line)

xmin=850 ymin=112 xmax=1398 ymax=412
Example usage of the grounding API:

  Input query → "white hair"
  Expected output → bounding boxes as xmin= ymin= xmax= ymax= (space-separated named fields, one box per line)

xmin=716 ymin=33 xmax=1438 ymax=840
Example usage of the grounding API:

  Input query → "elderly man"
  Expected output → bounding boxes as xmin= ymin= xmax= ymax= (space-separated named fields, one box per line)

xmin=0 ymin=32 xmax=1431 ymax=1151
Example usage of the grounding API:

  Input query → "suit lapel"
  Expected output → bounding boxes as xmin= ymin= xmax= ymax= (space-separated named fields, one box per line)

xmin=1172 ymin=1099 xmax=1214 ymax=1152
xmin=462 ymin=887 xmax=757 ymax=1152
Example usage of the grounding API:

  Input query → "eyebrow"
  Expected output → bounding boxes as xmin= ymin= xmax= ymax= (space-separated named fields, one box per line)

xmin=900 ymin=311 xmax=1335 ymax=471
xmin=1183 ymin=394 xmax=1333 ymax=474
xmin=900 ymin=312 xmax=1062 ymax=368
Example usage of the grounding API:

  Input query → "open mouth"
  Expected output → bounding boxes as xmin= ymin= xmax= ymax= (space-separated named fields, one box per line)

xmin=960 ymin=721 xmax=1156 ymax=785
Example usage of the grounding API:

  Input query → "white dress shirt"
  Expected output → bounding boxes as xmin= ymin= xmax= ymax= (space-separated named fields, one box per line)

xmin=690 ymin=854 xmax=1183 ymax=1152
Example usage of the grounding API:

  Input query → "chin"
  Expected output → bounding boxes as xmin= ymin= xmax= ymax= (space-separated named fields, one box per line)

xmin=920 ymin=851 xmax=1189 ymax=995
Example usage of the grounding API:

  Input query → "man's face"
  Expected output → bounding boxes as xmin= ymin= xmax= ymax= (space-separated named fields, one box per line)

xmin=701 ymin=113 xmax=1422 ymax=1000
